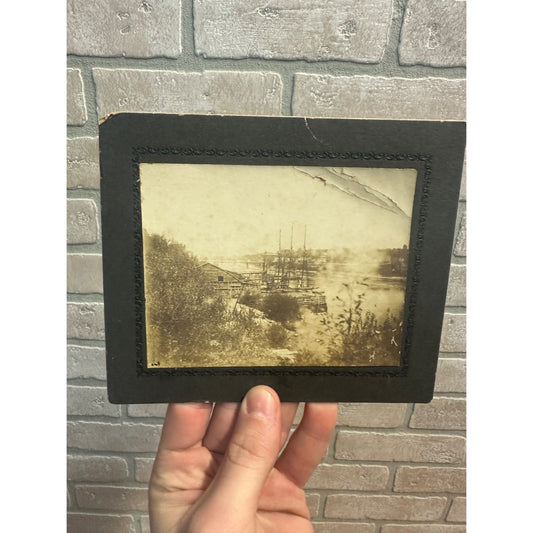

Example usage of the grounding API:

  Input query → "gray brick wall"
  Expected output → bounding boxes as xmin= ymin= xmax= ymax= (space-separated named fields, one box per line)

xmin=93 ymin=68 xmax=283 ymax=117
xmin=193 ymin=0 xmax=394 ymax=62
xmin=67 ymin=68 xmax=87 ymax=125
xmin=67 ymin=0 xmax=182 ymax=58
xmin=292 ymin=74 xmax=465 ymax=119
xmin=399 ymin=0 xmax=466 ymax=67
xmin=67 ymin=1 xmax=466 ymax=531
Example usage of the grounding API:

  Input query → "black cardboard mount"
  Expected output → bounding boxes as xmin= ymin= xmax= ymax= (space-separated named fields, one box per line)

xmin=99 ymin=114 xmax=465 ymax=404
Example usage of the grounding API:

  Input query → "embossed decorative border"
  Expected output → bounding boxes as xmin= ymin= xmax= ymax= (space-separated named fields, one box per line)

xmin=130 ymin=147 xmax=432 ymax=378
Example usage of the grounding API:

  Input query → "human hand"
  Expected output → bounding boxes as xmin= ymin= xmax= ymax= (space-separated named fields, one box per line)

xmin=149 ymin=385 xmax=338 ymax=533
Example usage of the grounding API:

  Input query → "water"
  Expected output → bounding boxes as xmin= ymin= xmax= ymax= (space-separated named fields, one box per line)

xmin=212 ymin=258 xmax=406 ymax=322
xmin=316 ymin=263 xmax=407 ymax=322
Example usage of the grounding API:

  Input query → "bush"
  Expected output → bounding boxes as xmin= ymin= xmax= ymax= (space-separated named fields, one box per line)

xmin=327 ymin=286 xmax=403 ymax=366
xmin=267 ymin=323 xmax=289 ymax=348
xmin=239 ymin=291 xmax=262 ymax=310
xmin=262 ymin=293 xmax=300 ymax=325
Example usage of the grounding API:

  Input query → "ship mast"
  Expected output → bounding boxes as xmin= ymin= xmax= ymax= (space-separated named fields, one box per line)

xmin=301 ymin=224 xmax=309 ymax=288
xmin=288 ymin=223 xmax=294 ymax=286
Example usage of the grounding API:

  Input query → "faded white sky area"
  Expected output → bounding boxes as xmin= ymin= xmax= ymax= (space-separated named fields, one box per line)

xmin=139 ymin=164 xmax=417 ymax=259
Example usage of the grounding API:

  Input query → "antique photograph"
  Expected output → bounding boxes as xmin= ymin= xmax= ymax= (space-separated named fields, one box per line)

xmin=100 ymin=114 xmax=465 ymax=402
xmin=140 ymin=163 xmax=418 ymax=368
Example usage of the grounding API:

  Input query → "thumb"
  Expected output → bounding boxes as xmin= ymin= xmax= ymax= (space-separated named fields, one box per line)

xmin=202 ymin=386 xmax=281 ymax=515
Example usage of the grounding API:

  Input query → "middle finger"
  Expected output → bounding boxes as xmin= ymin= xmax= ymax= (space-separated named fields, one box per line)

xmin=202 ymin=402 xmax=240 ymax=453
xmin=280 ymin=402 xmax=299 ymax=450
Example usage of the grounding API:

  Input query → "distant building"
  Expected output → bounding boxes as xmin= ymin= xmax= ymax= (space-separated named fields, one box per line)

xmin=378 ymin=246 xmax=409 ymax=277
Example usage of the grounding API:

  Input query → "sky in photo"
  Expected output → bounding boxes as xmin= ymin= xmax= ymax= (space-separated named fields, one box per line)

xmin=139 ymin=163 xmax=417 ymax=260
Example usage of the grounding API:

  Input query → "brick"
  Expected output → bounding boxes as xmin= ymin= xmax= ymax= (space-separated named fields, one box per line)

xmin=194 ymin=0 xmax=393 ymax=63
xmin=68 ymin=421 xmax=162 ymax=452
xmin=67 ymin=513 xmax=135 ymax=533
xmin=128 ymin=403 xmax=167 ymax=418
xmin=305 ymin=493 xmax=321 ymax=518
xmin=67 ymin=0 xmax=181 ymax=58
xmin=306 ymin=464 xmax=389 ymax=490
xmin=67 ymin=344 xmax=106 ymax=380
xmin=313 ymin=522 xmax=376 ymax=533
xmin=337 ymin=403 xmax=406 ymax=428
xmin=394 ymin=466 xmax=466 ymax=493
xmin=75 ymin=485 xmax=148 ymax=511
xmin=446 ymin=496 xmax=466 ymax=523
xmin=67 ymin=198 xmax=99 ymax=244
xmin=434 ymin=358 xmax=466 ymax=393
xmin=67 ymin=302 xmax=105 ymax=341
xmin=410 ymin=397 xmax=466 ymax=430
xmin=399 ymin=0 xmax=466 ymax=67
xmin=445 ymin=264 xmax=466 ymax=307
xmin=140 ymin=515 xmax=151 ymax=533
xmin=67 ymin=455 xmax=129 ymax=482
xmin=135 ymin=457 xmax=155 ymax=483
xmin=454 ymin=214 xmax=466 ymax=257
xmin=292 ymin=74 xmax=465 ymax=120
xmin=67 ymin=254 xmax=103 ymax=294
xmin=459 ymin=156 xmax=466 ymax=201
xmin=67 ymin=68 xmax=87 ymax=125
xmin=325 ymin=494 xmax=447 ymax=521
xmin=336 ymin=431 xmax=465 ymax=464
xmin=67 ymin=137 xmax=100 ymax=189
xmin=93 ymin=68 xmax=282 ymax=118
xmin=382 ymin=525 xmax=466 ymax=533
xmin=67 ymin=385 xmax=120 ymax=417
xmin=439 ymin=313 xmax=466 ymax=353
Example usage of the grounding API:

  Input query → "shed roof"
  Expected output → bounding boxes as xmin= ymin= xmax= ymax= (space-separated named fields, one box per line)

xmin=201 ymin=262 xmax=244 ymax=283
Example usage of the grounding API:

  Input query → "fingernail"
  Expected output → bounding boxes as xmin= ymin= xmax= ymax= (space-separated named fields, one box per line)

xmin=245 ymin=387 xmax=277 ymax=419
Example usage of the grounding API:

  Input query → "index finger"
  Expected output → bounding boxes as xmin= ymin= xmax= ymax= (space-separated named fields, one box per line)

xmin=158 ymin=402 xmax=213 ymax=452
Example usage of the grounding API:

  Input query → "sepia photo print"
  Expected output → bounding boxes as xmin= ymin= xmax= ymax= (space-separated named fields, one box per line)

xmin=140 ymin=163 xmax=417 ymax=369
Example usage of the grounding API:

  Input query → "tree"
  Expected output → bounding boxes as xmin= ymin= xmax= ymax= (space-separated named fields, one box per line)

xmin=143 ymin=232 xmax=226 ymax=362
